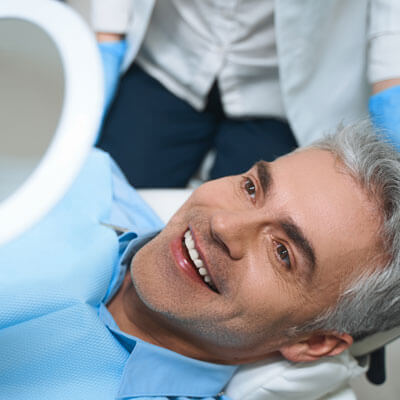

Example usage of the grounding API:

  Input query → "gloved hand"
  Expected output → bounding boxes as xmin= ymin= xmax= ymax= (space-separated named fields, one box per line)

xmin=369 ymin=85 xmax=400 ymax=150
xmin=98 ymin=39 xmax=127 ymax=114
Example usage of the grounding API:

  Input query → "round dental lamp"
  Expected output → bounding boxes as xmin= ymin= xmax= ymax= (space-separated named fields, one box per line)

xmin=0 ymin=0 xmax=103 ymax=245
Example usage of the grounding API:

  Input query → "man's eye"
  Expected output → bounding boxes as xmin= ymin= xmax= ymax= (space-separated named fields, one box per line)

xmin=275 ymin=242 xmax=291 ymax=268
xmin=244 ymin=177 xmax=256 ymax=199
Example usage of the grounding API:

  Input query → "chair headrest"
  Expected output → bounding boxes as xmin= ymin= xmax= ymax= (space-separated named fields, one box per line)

xmin=350 ymin=325 xmax=400 ymax=356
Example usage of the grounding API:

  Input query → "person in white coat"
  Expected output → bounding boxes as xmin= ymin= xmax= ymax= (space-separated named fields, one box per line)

xmin=93 ymin=0 xmax=400 ymax=187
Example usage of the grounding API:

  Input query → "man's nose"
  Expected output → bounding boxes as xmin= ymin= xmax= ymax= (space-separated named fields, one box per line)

xmin=210 ymin=209 xmax=258 ymax=260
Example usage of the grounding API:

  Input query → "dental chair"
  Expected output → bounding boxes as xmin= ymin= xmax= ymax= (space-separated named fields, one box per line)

xmin=1 ymin=1 xmax=399 ymax=399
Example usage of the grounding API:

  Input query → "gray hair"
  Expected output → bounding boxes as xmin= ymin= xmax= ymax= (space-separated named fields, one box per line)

xmin=293 ymin=121 xmax=400 ymax=340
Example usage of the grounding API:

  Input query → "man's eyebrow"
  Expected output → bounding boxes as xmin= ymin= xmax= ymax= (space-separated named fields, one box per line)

xmin=255 ymin=161 xmax=273 ymax=196
xmin=280 ymin=218 xmax=316 ymax=279
xmin=254 ymin=161 xmax=316 ymax=277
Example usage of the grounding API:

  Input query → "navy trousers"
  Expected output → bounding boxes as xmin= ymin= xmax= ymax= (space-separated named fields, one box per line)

xmin=97 ymin=64 xmax=298 ymax=188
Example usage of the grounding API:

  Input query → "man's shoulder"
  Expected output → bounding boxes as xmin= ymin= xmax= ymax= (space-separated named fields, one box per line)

xmin=92 ymin=148 xmax=164 ymax=236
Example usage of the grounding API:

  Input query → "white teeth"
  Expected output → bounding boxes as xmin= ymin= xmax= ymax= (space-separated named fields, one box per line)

xmin=184 ymin=234 xmax=195 ymax=249
xmin=183 ymin=229 xmax=216 ymax=291
xmin=194 ymin=259 xmax=203 ymax=268
xmin=189 ymin=248 xmax=199 ymax=260
xmin=198 ymin=267 xmax=207 ymax=276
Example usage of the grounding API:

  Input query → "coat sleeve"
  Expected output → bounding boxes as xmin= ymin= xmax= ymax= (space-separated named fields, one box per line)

xmin=368 ymin=0 xmax=400 ymax=83
xmin=91 ymin=0 xmax=133 ymax=33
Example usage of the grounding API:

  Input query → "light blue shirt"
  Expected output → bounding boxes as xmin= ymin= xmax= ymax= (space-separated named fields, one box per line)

xmin=0 ymin=150 xmax=236 ymax=399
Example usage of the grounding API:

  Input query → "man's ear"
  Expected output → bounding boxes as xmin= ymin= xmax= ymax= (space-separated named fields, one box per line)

xmin=279 ymin=332 xmax=354 ymax=362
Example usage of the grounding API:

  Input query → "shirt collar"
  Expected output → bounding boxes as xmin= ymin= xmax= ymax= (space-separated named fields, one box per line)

xmin=98 ymin=304 xmax=237 ymax=399
xmin=103 ymin=230 xmax=160 ymax=304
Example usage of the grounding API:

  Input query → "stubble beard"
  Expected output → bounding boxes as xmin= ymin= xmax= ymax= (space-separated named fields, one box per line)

xmin=129 ymin=232 xmax=261 ymax=351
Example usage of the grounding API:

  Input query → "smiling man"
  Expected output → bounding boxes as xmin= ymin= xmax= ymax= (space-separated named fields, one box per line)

xmin=2 ymin=123 xmax=400 ymax=400
xmin=107 ymin=122 xmax=399 ymax=372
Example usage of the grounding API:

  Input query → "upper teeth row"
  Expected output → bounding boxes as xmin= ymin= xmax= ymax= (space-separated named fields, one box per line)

xmin=184 ymin=230 xmax=212 ymax=285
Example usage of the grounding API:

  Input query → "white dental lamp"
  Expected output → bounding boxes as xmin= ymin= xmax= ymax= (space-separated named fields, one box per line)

xmin=0 ymin=0 xmax=103 ymax=245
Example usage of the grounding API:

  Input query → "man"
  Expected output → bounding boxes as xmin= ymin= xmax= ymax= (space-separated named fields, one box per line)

xmin=1 ymin=123 xmax=399 ymax=399
xmin=107 ymin=122 xmax=395 ymax=366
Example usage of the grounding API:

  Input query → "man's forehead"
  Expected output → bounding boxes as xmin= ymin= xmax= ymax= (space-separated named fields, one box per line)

xmin=272 ymin=147 xmax=334 ymax=166
xmin=255 ymin=149 xmax=342 ymax=183
xmin=269 ymin=149 xmax=357 ymax=191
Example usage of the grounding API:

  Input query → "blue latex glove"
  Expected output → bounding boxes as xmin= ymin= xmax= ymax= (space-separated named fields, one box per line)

xmin=98 ymin=39 xmax=127 ymax=117
xmin=369 ymin=85 xmax=400 ymax=150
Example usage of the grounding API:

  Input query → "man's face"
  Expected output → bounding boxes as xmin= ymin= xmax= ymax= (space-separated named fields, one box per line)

xmin=130 ymin=149 xmax=381 ymax=362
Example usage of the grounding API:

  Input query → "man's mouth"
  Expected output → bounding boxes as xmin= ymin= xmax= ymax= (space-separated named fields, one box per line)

xmin=182 ymin=229 xmax=218 ymax=293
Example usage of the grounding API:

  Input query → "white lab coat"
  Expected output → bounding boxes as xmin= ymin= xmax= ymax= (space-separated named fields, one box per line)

xmin=92 ymin=0 xmax=400 ymax=146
